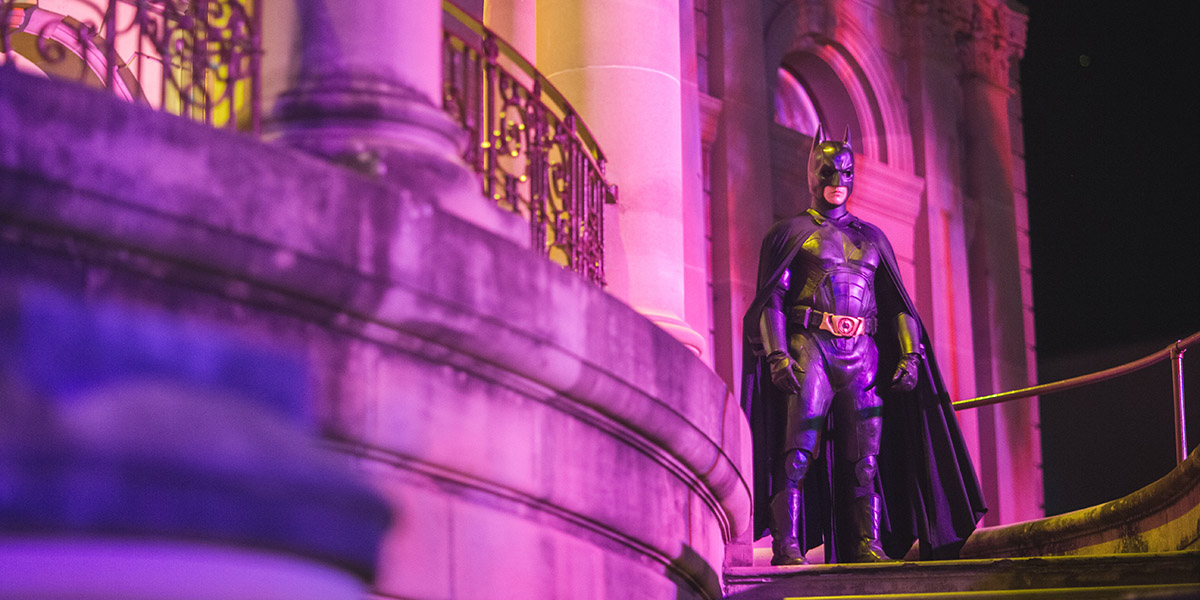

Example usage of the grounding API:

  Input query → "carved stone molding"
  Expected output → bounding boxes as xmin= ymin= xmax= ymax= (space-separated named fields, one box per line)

xmin=795 ymin=0 xmax=838 ymax=42
xmin=954 ymin=0 xmax=1027 ymax=88
xmin=764 ymin=0 xmax=836 ymax=56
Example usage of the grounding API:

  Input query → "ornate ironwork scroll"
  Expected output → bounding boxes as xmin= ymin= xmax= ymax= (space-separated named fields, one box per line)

xmin=1 ymin=0 xmax=261 ymax=132
xmin=442 ymin=3 xmax=617 ymax=286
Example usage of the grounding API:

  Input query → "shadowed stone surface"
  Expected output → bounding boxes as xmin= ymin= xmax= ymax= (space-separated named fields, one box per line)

xmin=961 ymin=446 xmax=1200 ymax=558
xmin=0 ymin=290 xmax=393 ymax=580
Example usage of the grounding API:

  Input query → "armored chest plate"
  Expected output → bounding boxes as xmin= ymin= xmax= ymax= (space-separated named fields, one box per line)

xmin=787 ymin=220 xmax=881 ymax=317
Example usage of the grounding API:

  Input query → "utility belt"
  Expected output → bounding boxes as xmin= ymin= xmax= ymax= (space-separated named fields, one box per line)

xmin=788 ymin=305 xmax=876 ymax=338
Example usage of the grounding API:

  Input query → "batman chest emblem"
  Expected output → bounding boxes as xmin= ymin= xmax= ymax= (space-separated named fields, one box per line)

xmin=799 ymin=223 xmax=880 ymax=269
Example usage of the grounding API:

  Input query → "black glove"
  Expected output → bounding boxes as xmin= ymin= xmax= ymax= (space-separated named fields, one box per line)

xmin=890 ymin=352 xmax=921 ymax=392
xmin=767 ymin=351 xmax=802 ymax=395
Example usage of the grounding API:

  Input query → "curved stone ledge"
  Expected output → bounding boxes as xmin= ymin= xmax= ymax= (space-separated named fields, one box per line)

xmin=0 ymin=69 xmax=751 ymax=599
xmin=0 ymin=209 xmax=743 ymax=582
xmin=340 ymin=442 xmax=719 ymax=596
xmin=961 ymin=445 xmax=1200 ymax=558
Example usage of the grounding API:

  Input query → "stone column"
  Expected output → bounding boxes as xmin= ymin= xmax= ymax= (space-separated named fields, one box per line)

xmin=680 ymin=0 xmax=714 ymax=367
xmin=537 ymin=0 xmax=707 ymax=356
xmin=707 ymin=0 xmax=776 ymax=393
xmin=265 ymin=0 xmax=525 ymax=245
xmin=955 ymin=0 xmax=1042 ymax=525
xmin=484 ymin=0 xmax=537 ymax=60
xmin=899 ymin=0 xmax=983 ymax=489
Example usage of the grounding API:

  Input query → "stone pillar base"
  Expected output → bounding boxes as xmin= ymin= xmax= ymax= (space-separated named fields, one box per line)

xmin=639 ymin=308 xmax=708 ymax=357
xmin=267 ymin=72 xmax=528 ymax=248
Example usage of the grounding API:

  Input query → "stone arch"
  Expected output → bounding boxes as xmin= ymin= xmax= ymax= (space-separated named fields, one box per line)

xmin=762 ymin=0 xmax=925 ymax=296
xmin=763 ymin=0 xmax=915 ymax=172
xmin=777 ymin=50 xmax=864 ymax=147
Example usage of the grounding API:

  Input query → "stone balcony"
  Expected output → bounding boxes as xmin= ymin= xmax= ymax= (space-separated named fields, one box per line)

xmin=0 ymin=66 xmax=751 ymax=600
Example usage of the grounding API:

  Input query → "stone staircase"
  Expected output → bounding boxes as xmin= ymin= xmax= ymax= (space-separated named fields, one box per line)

xmin=724 ymin=444 xmax=1200 ymax=599
xmin=723 ymin=551 xmax=1200 ymax=599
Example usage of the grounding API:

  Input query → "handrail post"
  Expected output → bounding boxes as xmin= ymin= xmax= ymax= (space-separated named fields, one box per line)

xmin=1171 ymin=342 xmax=1187 ymax=465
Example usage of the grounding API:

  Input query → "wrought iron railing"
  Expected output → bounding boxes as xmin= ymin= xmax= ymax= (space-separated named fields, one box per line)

xmin=441 ymin=2 xmax=616 ymax=285
xmin=954 ymin=331 xmax=1199 ymax=465
xmin=1 ymin=0 xmax=261 ymax=132
xmin=5 ymin=1 xmax=612 ymax=283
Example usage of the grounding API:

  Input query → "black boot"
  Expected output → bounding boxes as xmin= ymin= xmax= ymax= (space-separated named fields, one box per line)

xmin=769 ymin=488 xmax=808 ymax=566
xmin=846 ymin=494 xmax=890 ymax=562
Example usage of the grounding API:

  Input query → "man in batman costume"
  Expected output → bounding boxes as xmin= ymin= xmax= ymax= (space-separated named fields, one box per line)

xmin=741 ymin=125 xmax=986 ymax=565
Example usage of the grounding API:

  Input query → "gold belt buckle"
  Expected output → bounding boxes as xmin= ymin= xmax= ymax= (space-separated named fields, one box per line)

xmin=820 ymin=313 xmax=865 ymax=337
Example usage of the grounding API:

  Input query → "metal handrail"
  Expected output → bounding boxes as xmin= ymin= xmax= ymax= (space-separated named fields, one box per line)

xmin=953 ymin=330 xmax=1199 ymax=464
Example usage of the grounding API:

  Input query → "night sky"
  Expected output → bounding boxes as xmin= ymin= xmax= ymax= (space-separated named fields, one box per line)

xmin=1018 ymin=1 xmax=1200 ymax=514
xmin=1020 ymin=1 xmax=1200 ymax=356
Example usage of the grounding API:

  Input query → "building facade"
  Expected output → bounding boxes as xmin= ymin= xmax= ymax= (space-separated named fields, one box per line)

xmin=1 ymin=0 xmax=1042 ymax=598
xmin=462 ymin=0 xmax=1043 ymax=528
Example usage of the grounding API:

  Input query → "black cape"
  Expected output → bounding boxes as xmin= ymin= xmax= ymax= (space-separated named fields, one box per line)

xmin=740 ymin=209 xmax=987 ymax=561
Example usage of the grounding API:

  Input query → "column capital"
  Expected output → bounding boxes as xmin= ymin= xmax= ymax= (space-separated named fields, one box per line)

xmin=901 ymin=0 xmax=1027 ymax=90
xmin=954 ymin=0 xmax=1027 ymax=89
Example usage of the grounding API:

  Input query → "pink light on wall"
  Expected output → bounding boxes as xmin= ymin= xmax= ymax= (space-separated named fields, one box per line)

xmin=775 ymin=67 xmax=820 ymax=135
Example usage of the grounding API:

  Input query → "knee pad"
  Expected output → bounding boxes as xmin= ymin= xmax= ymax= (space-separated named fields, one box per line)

xmin=782 ymin=449 xmax=813 ymax=486
xmin=853 ymin=455 xmax=878 ymax=489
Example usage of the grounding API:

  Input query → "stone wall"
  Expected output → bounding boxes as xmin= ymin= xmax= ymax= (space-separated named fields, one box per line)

xmin=0 ymin=69 xmax=752 ymax=600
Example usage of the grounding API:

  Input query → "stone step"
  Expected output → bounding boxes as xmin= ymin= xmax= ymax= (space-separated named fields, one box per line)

xmin=723 ymin=551 xmax=1200 ymax=599
xmin=724 ymin=584 xmax=1200 ymax=600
